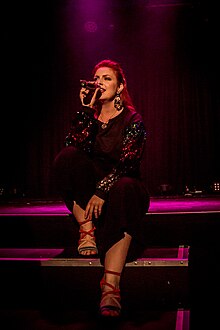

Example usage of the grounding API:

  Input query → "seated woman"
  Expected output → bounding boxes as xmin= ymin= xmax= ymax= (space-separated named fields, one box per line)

xmin=53 ymin=59 xmax=150 ymax=317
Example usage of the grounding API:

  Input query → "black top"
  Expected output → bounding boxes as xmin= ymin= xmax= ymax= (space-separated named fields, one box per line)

xmin=65 ymin=106 xmax=147 ymax=199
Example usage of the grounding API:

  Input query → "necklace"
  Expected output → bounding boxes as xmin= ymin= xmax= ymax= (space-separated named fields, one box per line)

xmin=99 ymin=109 xmax=118 ymax=129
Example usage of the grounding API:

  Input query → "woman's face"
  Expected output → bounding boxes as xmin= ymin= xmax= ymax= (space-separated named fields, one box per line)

xmin=94 ymin=67 xmax=120 ymax=102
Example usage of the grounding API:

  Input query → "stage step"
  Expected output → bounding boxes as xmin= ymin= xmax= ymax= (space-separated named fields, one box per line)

xmin=0 ymin=247 xmax=189 ymax=312
xmin=0 ymin=245 xmax=189 ymax=261
xmin=0 ymin=198 xmax=219 ymax=328
xmin=0 ymin=197 xmax=219 ymax=249
xmin=0 ymin=211 xmax=219 ymax=248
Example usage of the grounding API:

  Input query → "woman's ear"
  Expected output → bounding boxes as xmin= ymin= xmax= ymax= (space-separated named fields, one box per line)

xmin=117 ymin=83 xmax=124 ymax=94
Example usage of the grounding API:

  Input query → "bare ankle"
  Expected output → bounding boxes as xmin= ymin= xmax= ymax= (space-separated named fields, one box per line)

xmin=104 ymin=276 xmax=120 ymax=289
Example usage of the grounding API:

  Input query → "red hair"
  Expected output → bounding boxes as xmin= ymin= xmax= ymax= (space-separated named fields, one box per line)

xmin=92 ymin=59 xmax=135 ymax=110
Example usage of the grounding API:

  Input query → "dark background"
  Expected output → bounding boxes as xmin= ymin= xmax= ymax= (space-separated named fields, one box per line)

xmin=1 ymin=0 xmax=219 ymax=198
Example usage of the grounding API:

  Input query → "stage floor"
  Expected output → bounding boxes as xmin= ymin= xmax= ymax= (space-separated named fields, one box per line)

xmin=0 ymin=194 xmax=220 ymax=215
xmin=0 ymin=194 xmax=219 ymax=262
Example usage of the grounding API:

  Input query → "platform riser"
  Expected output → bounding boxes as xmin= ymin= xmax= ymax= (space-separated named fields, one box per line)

xmin=0 ymin=265 xmax=189 ymax=310
xmin=0 ymin=212 xmax=219 ymax=248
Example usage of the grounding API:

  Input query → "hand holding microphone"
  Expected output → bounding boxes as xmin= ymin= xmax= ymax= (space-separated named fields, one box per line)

xmin=79 ymin=80 xmax=101 ymax=107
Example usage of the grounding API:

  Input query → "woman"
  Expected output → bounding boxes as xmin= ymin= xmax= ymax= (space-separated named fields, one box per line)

xmin=53 ymin=59 xmax=150 ymax=317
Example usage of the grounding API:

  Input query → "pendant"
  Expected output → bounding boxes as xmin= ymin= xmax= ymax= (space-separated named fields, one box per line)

xmin=101 ymin=123 xmax=108 ymax=129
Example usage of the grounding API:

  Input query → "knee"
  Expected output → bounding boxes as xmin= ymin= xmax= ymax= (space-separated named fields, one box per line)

xmin=53 ymin=146 xmax=78 ymax=171
xmin=52 ymin=147 xmax=83 ymax=183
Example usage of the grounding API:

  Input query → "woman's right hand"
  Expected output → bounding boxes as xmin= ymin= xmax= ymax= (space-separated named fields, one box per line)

xmin=79 ymin=87 xmax=100 ymax=108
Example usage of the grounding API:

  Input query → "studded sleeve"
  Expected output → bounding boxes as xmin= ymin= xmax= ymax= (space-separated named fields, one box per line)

xmin=65 ymin=107 xmax=98 ymax=154
xmin=95 ymin=120 xmax=147 ymax=199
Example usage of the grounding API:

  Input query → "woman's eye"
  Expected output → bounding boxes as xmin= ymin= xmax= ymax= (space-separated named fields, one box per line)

xmin=105 ymin=77 xmax=111 ymax=81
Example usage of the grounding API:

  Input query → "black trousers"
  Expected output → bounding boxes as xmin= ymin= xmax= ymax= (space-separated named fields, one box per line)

xmin=52 ymin=146 xmax=150 ymax=264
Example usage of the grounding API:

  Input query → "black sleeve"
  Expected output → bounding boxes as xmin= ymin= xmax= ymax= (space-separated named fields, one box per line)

xmin=95 ymin=120 xmax=147 ymax=198
xmin=65 ymin=106 xmax=98 ymax=154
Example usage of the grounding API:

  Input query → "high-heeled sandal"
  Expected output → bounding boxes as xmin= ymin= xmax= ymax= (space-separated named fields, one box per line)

xmin=78 ymin=219 xmax=98 ymax=255
xmin=100 ymin=269 xmax=121 ymax=317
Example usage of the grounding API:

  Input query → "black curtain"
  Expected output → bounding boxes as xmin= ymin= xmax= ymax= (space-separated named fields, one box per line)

xmin=1 ymin=0 xmax=219 ymax=198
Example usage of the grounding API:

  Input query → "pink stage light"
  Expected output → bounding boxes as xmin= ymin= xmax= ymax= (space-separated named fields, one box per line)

xmin=84 ymin=21 xmax=98 ymax=33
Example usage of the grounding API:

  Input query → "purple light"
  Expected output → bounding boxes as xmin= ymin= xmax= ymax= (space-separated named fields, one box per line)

xmin=84 ymin=21 xmax=98 ymax=33
xmin=0 ymin=248 xmax=64 ymax=261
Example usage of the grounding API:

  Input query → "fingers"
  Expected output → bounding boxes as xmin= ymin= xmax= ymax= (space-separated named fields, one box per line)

xmin=84 ymin=196 xmax=104 ymax=220
xmin=94 ymin=204 xmax=102 ymax=218
xmin=93 ymin=206 xmax=99 ymax=219
xmin=79 ymin=87 xmax=100 ymax=107
xmin=89 ymin=88 xmax=100 ymax=107
xmin=85 ymin=204 xmax=101 ymax=220
xmin=85 ymin=201 xmax=95 ymax=220
xmin=79 ymin=87 xmax=88 ymax=105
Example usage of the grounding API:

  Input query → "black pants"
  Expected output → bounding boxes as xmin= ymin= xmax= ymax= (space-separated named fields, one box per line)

xmin=52 ymin=146 xmax=150 ymax=264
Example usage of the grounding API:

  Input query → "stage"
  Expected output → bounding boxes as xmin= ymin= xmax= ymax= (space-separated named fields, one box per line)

xmin=0 ymin=195 xmax=219 ymax=329
xmin=1 ymin=194 xmax=220 ymax=215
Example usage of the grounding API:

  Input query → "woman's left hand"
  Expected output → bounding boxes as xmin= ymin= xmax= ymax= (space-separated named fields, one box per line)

xmin=85 ymin=194 xmax=105 ymax=220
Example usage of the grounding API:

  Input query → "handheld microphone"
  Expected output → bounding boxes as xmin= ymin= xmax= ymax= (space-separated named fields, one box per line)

xmin=80 ymin=80 xmax=98 ymax=90
xmin=80 ymin=80 xmax=101 ymax=105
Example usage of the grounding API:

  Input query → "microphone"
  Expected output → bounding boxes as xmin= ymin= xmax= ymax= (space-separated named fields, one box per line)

xmin=80 ymin=80 xmax=98 ymax=90
xmin=80 ymin=80 xmax=101 ymax=105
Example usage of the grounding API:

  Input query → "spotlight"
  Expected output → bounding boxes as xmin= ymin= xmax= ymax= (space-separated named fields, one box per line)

xmin=84 ymin=21 xmax=98 ymax=33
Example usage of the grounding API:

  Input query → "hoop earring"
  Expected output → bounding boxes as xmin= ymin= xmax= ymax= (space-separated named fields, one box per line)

xmin=114 ymin=93 xmax=123 ymax=111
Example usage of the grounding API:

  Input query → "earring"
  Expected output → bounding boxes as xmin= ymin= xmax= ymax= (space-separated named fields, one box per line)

xmin=114 ymin=92 xmax=123 ymax=111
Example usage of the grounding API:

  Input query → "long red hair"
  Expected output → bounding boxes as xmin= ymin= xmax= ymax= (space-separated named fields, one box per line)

xmin=92 ymin=59 xmax=135 ymax=111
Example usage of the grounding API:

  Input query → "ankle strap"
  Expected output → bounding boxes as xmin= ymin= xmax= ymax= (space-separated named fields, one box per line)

xmin=79 ymin=219 xmax=92 ymax=226
xmin=104 ymin=269 xmax=121 ymax=276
